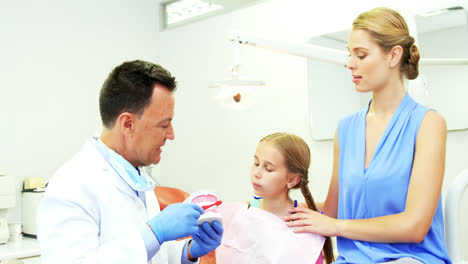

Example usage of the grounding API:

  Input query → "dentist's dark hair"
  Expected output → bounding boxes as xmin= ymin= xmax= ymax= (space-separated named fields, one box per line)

xmin=99 ymin=60 xmax=177 ymax=129
xmin=260 ymin=132 xmax=335 ymax=264
xmin=352 ymin=7 xmax=420 ymax=80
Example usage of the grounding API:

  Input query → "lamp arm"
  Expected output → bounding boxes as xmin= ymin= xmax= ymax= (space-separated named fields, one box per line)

xmin=229 ymin=32 xmax=468 ymax=67
xmin=420 ymin=58 xmax=468 ymax=65
xmin=229 ymin=32 xmax=348 ymax=66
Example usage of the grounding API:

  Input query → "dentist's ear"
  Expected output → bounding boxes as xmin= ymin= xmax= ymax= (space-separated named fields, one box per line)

xmin=117 ymin=112 xmax=135 ymax=135
xmin=287 ymin=173 xmax=301 ymax=189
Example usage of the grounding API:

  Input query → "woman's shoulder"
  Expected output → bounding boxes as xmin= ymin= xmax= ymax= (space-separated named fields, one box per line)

xmin=421 ymin=110 xmax=446 ymax=126
xmin=409 ymin=97 xmax=447 ymax=138
xmin=408 ymin=95 xmax=445 ymax=125
xmin=417 ymin=110 xmax=447 ymax=141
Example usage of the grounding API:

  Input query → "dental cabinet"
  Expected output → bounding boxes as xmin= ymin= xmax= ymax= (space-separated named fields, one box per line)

xmin=0 ymin=237 xmax=40 ymax=262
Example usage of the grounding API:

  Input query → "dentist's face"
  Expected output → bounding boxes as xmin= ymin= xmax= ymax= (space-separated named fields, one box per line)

xmin=346 ymin=29 xmax=391 ymax=93
xmin=128 ymin=84 xmax=175 ymax=167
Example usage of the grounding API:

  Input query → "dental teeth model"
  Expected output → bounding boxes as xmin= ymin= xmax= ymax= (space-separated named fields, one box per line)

xmin=187 ymin=191 xmax=224 ymax=226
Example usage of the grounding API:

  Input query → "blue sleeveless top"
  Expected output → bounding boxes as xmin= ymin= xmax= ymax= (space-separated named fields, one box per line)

xmin=335 ymin=93 xmax=451 ymax=264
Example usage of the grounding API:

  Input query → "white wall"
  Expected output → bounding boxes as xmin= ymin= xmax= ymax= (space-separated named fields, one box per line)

xmin=0 ymin=0 xmax=160 ymax=221
xmin=1 ymin=0 xmax=467 ymax=259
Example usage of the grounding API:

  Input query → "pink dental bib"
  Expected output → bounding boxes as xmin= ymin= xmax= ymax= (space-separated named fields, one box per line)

xmin=216 ymin=202 xmax=325 ymax=264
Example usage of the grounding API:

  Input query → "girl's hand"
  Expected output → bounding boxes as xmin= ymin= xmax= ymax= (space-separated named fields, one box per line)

xmin=284 ymin=207 xmax=338 ymax=237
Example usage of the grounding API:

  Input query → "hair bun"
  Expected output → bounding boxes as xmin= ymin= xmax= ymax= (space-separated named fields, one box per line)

xmin=406 ymin=44 xmax=420 ymax=79
xmin=408 ymin=44 xmax=419 ymax=64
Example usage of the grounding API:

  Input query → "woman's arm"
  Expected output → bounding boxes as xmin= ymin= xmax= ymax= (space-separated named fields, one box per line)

xmin=286 ymin=111 xmax=447 ymax=243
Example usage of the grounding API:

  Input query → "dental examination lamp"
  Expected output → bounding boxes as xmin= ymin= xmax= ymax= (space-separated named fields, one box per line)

xmin=209 ymin=36 xmax=266 ymax=111
xmin=211 ymin=31 xmax=468 ymax=110
xmin=209 ymin=32 xmax=348 ymax=110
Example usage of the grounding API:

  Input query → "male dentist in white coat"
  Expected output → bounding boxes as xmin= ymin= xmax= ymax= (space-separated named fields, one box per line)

xmin=37 ymin=60 xmax=223 ymax=264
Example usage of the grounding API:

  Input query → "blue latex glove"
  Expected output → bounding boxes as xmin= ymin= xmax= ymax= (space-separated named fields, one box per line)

xmin=189 ymin=221 xmax=224 ymax=258
xmin=148 ymin=203 xmax=203 ymax=244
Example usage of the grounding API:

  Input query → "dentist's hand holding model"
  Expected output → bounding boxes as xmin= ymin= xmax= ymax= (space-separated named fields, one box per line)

xmin=37 ymin=60 xmax=223 ymax=264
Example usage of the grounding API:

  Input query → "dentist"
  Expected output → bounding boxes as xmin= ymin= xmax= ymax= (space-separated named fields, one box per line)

xmin=37 ymin=60 xmax=223 ymax=264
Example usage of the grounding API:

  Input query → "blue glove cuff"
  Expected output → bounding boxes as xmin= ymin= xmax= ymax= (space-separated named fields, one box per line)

xmin=187 ymin=239 xmax=199 ymax=262
xmin=148 ymin=222 xmax=164 ymax=244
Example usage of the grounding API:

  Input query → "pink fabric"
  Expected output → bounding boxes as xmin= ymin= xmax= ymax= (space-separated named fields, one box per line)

xmin=316 ymin=252 xmax=323 ymax=264
xmin=216 ymin=202 xmax=325 ymax=264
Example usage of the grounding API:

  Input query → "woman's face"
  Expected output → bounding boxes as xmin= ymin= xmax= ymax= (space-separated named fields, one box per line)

xmin=346 ymin=29 xmax=391 ymax=93
xmin=250 ymin=142 xmax=290 ymax=199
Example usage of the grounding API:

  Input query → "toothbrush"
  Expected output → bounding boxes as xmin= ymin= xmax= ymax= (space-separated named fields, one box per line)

xmin=201 ymin=200 xmax=222 ymax=210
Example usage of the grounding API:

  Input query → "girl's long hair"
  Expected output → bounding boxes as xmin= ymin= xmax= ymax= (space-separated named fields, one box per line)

xmin=260 ymin=132 xmax=335 ymax=263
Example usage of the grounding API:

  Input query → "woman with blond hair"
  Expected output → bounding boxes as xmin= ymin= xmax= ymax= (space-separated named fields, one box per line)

xmin=286 ymin=7 xmax=452 ymax=264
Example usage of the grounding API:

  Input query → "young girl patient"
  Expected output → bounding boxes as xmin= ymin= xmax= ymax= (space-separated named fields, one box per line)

xmin=216 ymin=132 xmax=334 ymax=263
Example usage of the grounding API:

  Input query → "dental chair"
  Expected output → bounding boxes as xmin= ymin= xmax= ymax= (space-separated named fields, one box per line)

xmin=154 ymin=186 xmax=190 ymax=210
xmin=154 ymin=186 xmax=216 ymax=264
xmin=445 ymin=169 xmax=468 ymax=264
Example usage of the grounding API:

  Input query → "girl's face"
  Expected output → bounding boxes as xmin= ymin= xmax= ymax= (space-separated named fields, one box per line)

xmin=346 ymin=29 xmax=392 ymax=93
xmin=250 ymin=142 xmax=291 ymax=199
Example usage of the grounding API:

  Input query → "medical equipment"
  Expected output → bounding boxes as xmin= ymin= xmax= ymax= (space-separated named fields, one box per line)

xmin=445 ymin=169 xmax=468 ymax=264
xmin=23 ymin=177 xmax=45 ymax=190
xmin=0 ymin=172 xmax=16 ymax=244
xmin=0 ymin=259 xmax=24 ymax=264
xmin=21 ymin=177 xmax=46 ymax=237
xmin=7 ymin=223 xmax=22 ymax=242
xmin=0 ymin=219 xmax=8 ymax=245
xmin=209 ymin=40 xmax=264 ymax=110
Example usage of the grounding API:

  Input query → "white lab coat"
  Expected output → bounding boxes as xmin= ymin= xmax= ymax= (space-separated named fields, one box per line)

xmin=37 ymin=140 xmax=193 ymax=264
